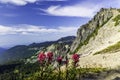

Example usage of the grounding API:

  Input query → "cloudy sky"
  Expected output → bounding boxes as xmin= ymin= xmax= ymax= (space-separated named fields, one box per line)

xmin=0 ymin=0 xmax=120 ymax=48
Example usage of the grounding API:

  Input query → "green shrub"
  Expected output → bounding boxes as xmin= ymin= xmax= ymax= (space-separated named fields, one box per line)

xmin=117 ymin=9 xmax=120 ymax=12
xmin=113 ymin=15 xmax=120 ymax=26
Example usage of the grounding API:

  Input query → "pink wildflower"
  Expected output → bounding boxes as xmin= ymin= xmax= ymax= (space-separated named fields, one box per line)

xmin=38 ymin=52 xmax=46 ymax=64
xmin=47 ymin=52 xmax=53 ymax=62
xmin=72 ymin=54 xmax=80 ymax=66
xmin=57 ymin=56 xmax=62 ymax=64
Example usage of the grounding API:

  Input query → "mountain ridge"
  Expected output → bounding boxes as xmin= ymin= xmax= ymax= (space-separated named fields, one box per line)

xmin=0 ymin=36 xmax=75 ymax=64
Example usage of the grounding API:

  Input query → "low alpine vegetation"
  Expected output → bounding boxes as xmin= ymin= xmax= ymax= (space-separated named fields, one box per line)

xmin=37 ymin=51 xmax=80 ymax=80
xmin=94 ymin=41 xmax=120 ymax=55
xmin=113 ymin=14 xmax=120 ymax=26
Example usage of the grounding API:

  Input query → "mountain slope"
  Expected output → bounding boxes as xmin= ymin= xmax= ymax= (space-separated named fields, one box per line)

xmin=70 ymin=8 xmax=120 ymax=68
xmin=0 ymin=45 xmax=38 ymax=64
xmin=0 ymin=36 xmax=75 ymax=64
xmin=26 ymin=36 xmax=76 ymax=63
xmin=0 ymin=47 xmax=6 ymax=54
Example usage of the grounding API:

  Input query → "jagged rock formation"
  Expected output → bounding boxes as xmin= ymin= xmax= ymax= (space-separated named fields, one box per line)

xmin=71 ymin=8 xmax=113 ymax=53
xmin=70 ymin=8 xmax=120 ymax=68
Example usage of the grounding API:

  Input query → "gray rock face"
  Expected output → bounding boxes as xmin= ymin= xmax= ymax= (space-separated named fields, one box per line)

xmin=70 ymin=8 xmax=113 ymax=53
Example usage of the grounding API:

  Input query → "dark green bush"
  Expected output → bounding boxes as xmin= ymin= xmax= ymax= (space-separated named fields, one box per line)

xmin=113 ymin=15 xmax=120 ymax=26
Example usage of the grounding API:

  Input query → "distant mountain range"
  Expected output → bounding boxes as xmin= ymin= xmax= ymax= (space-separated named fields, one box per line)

xmin=0 ymin=48 xmax=6 ymax=54
xmin=29 ymin=36 xmax=76 ymax=48
xmin=0 ymin=36 xmax=75 ymax=64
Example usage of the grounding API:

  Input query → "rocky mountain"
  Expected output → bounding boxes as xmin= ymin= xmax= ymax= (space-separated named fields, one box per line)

xmin=0 ymin=36 xmax=75 ymax=64
xmin=70 ymin=8 xmax=120 ymax=69
xmin=71 ymin=8 xmax=113 ymax=53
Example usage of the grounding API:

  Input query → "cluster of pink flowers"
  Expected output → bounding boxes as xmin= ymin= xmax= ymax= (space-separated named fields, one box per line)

xmin=72 ymin=54 xmax=80 ymax=66
xmin=38 ymin=52 xmax=53 ymax=64
xmin=38 ymin=51 xmax=80 ymax=66
xmin=38 ymin=52 xmax=46 ymax=64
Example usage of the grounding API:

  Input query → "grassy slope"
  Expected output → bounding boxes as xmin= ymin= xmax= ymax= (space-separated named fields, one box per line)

xmin=94 ymin=41 xmax=120 ymax=55
xmin=113 ymin=14 xmax=120 ymax=26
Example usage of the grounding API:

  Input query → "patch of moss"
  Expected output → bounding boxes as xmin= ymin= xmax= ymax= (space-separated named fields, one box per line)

xmin=113 ymin=14 xmax=120 ymax=26
xmin=94 ymin=41 xmax=120 ymax=55
xmin=74 ymin=16 xmax=112 ymax=53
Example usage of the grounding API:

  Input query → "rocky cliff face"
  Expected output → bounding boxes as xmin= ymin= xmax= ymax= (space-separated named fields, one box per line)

xmin=70 ymin=8 xmax=120 ymax=68
xmin=71 ymin=8 xmax=113 ymax=53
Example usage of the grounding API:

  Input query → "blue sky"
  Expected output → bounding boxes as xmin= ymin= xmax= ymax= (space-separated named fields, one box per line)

xmin=0 ymin=0 xmax=120 ymax=48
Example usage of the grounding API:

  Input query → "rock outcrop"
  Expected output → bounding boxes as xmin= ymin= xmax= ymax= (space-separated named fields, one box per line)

xmin=70 ymin=8 xmax=113 ymax=53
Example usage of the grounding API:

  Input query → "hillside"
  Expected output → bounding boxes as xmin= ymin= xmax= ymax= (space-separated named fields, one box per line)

xmin=0 ymin=47 xmax=6 ymax=54
xmin=26 ymin=36 xmax=76 ymax=63
xmin=0 ymin=36 xmax=75 ymax=64
xmin=70 ymin=8 xmax=120 ymax=69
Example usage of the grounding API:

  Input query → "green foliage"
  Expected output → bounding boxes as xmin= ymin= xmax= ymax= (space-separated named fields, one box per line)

xmin=74 ymin=16 xmax=112 ymax=53
xmin=113 ymin=14 xmax=120 ymax=26
xmin=79 ymin=68 xmax=106 ymax=73
xmin=0 ymin=62 xmax=40 ymax=80
xmin=94 ymin=41 xmax=120 ymax=55
xmin=0 ymin=61 xmax=106 ymax=80
xmin=0 ymin=45 xmax=38 ymax=64
xmin=24 ymin=67 xmax=106 ymax=80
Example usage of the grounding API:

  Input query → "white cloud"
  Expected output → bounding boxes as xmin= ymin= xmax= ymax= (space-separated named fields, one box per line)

xmin=0 ymin=24 xmax=78 ymax=35
xmin=0 ymin=0 xmax=67 ymax=6
xmin=0 ymin=0 xmax=38 ymax=6
xmin=41 ymin=3 xmax=99 ymax=18
xmin=40 ymin=0 xmax=120 ymax=18
xmin=0 ymin=24 xmax=78 ymax=47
